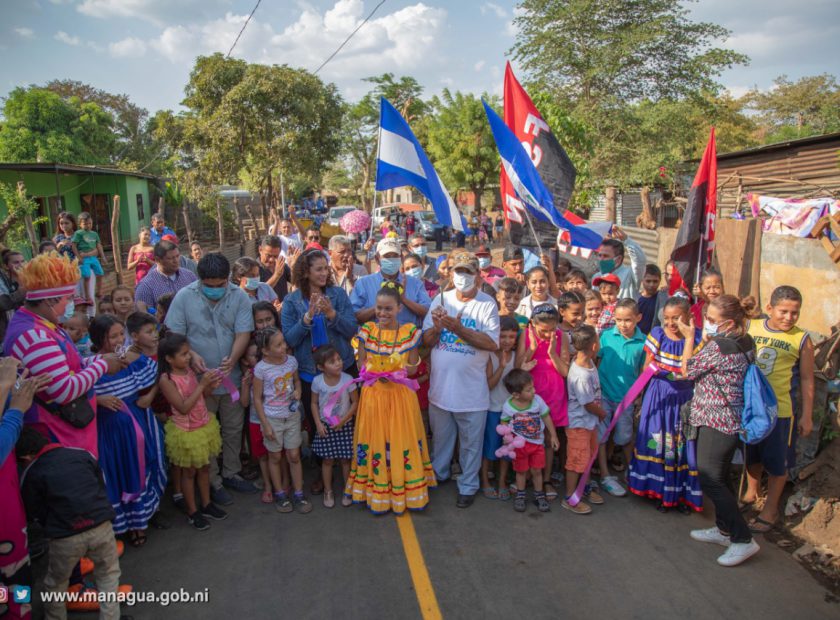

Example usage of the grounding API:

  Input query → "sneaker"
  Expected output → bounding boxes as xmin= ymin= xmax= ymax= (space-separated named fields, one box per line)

xmin=294 ymin=494 xmax=313 ymax=514
xmin=201 ymin=503 xmax=228 ymax=521
xmin=717 ymin=540 xmax=760 ymax=567
xmin=275 ymin=494 xmax=293 ymax=513
xmin=323 ymin=490 xmax=335 ymax=509
xmin=188 ymin=511 xmax=210 ymax=531
xmin=587 ymin=490 xmax=605 ymax=505
xmin=535 ymin=495 xmax=550 ymax=512
xmin=210 ymin=485 xmax=234 ymax=506
xmin=601 ymin=476 xmax=627 ymax=497
xmin=690 ymin=527 xmax=731 ymax=547
xmin=172 ymin=493 xmax=187 ymax=513
xmin=561 ymin=499 xmax=592 ymax=515
xmin=222 ymin=475 xmax=259 ymax=494
xmin=341 ymin=494 xmax=353 ymax=507
xmin=513 ymin=494 xmax=526 ymax=512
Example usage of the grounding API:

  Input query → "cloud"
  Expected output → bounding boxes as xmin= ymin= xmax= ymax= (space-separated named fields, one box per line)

xmin=54 ymin=30 xmax=80 ymax=46
xmin=77 ymin=0 xmax=229 ymax=27
xmin=474 ymin=60 xmax=485 ymax=72
xmin=109 ymin=36 xmax=147 ymax=57
xmin=480 ymin=3 xmax=508 ymax=19
xmin=149 ymin=0 xmax=447 ymax=83
xmin=14 ymin=27 xmax=35 ymax=39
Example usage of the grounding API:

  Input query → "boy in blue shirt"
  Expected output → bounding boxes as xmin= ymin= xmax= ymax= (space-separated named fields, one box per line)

xmin=597 ymin=298 xmax=646 ymax=496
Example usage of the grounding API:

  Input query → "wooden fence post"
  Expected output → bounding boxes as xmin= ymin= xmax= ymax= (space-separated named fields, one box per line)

xmin=605 ymin=186 xmax=617 ymax=224
xmin=233 ymin=196 xmax=245 ymax=246
xmin=216 ymin=198 xmax=224 ymax=253
xmin=110 ymin=195 xmax=124 ymax=285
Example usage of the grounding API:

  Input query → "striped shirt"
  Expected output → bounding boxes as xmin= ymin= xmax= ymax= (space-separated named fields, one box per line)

xmin=134 ymin=267 xmax=197 ymax=310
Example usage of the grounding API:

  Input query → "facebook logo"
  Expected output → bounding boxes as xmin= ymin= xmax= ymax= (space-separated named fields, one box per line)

xmin=11 ymin=585 xmax=31 ymax=604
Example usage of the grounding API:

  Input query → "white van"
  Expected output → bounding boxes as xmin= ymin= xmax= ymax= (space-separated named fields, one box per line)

xmin=372 ymin=205 xmax=402 ymax=229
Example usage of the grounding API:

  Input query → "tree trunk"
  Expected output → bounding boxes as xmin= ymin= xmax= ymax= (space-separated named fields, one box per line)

xmin=216 ymin=198 xmax=225 ymax=253
xmin=636 ymin=186 xmax=656 ymax=229
xmin=361 ymin=165 xmax=371 ymax=212
xmin=473 ymin=186 xmax=483 ymax=213
xmin=110 ymin=195 xmax=124 ymax=286
xmin=182 ymin=201 xmax=194 ymax=245
xmin=605 ymin=186 xmax=617 ymax=224
xmin=17 ymin=182 xmax=38 ymax=256
xmin=233 ymin=196 xmax=246 ymax=244
xmin=244 ymin=201 xmax=258 ymax=238
xmin=259 ymin=192 xmax=268 ymax=233
xmin=157 ymin=196 xmax=164 ymax=217
xmin=267 ymin=175 xmax=275 ymax=224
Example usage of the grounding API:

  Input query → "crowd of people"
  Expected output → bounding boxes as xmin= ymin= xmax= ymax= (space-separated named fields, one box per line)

xmin=0 ymin=210 xmax=816 ymax=618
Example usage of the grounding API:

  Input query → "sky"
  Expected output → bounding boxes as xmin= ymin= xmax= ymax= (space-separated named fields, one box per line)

xmin=2 ymin=0 xmax=839 ymax=115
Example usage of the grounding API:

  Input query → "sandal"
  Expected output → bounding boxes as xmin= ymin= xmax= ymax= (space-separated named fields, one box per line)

xmin=610 ymin=456 xmax=626 ymax=472
xmin=128 ymin=530 xmax=147 ymax=548
xmin=748 ymin=516 xmax=777 ymax=534
xmin=261 ymin=491 xmax=274 ymax=504
xmin=544 ymin=483 xmax=559 ymax=501
xmin=498 ymin=487 xmax=511 ymax=501
xmin=482 ymin=487 xmax=499 ymax=499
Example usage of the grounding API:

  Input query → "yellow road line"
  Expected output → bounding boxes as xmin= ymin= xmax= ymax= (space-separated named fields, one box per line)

xmin=396 ymin=513 xmax=443 ymax=620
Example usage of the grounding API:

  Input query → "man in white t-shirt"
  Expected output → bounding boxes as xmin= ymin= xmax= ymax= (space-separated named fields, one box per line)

xmin=423 ymin=250 xmax=500 ymax=508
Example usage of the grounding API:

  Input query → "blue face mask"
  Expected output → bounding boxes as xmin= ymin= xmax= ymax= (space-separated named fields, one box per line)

xmin=412 ymin=245 xmax=428 ymax=259
xmin=380 ymin=257 xmax=401 ymax=276
xmin=202 ymin=285 xmax=226 ymax=301
xmin=478 ymin=256 xmax=492 ymax=270
xmin=405 ymin=266 xmax=423 ymax=279
xmin=244 ymin=277 xmax=261 ymax=291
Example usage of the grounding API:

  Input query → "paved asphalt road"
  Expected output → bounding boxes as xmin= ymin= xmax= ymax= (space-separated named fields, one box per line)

xmin=45 ymin=469 xmax=838 ymax=620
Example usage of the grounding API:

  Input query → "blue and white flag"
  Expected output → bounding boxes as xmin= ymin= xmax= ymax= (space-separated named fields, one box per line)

xmin=376 ymin=98 xmax=465 ymax=231
xmin=482 ymin=99 xmax=602 ymax=250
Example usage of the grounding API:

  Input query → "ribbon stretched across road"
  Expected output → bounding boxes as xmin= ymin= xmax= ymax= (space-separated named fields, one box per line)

xmin=321 ymin=367 xmax=420 ymax=426
xmin=566 ymin=363 xmax=657 ymax=506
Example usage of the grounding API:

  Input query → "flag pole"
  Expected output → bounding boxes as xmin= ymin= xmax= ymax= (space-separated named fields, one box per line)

xmin=368 ymin=122 xmax=383 ymax=246
xmin=520 ymin=204 xmax=545 ymax=256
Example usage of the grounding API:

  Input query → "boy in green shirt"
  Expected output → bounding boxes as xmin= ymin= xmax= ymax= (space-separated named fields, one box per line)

xmin=71 ymin=212 xmax=106 ymax=301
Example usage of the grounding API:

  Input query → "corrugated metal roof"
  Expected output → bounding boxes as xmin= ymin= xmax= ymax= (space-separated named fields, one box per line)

xmin=0 ymin=162 xmax=159 ymax=180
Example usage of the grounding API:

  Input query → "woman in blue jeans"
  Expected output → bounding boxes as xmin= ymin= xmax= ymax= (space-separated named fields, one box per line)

xmin=677 ymin=294 xmax=759 ymax=567
xmin=281 ymin=248 xmax=358 ymax=494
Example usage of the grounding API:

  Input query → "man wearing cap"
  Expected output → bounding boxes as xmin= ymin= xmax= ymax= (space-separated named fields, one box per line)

xmin=592 ymin=226 xmax=646 ymax=299
xmin=476 ymin=245 xmax=505 ymax=288
xmin=423 ymin=251 xmax=500 ymax=508
xmin=350 ymin=237 xmax=431 ymax=327
xmin=502 ymin=245 xmax=527 ymax=284
xmin=150 ymin=213 xmax=176 ymax=246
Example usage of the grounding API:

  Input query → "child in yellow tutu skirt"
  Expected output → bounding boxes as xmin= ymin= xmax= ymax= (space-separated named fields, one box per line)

xmin=157 ymin=333 xmax=225 ymax=531
xmin=345 ymin=284 xmax=436 ymax=514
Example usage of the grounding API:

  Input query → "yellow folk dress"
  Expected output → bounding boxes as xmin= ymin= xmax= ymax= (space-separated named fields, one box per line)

xmin=345 ymin=322 xmax=436 ymax=514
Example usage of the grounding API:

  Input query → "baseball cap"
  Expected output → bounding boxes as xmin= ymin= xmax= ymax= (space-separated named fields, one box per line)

xmin=503 ymin=245 xmax=524 ymax=262
xmin=450 ymin=251 xmax=479 ymax=274
xmin=376 ymin=237 xmax=401 ymax=256
xmin=161 ymin=233 xmax=179 ymax=244
xmin=593 ymin=273 xmax=621 ymax=288
xmin=475 ymin=244 xmax=491 ymax=257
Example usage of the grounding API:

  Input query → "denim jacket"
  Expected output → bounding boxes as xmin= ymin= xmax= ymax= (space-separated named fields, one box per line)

xmin=281 ymin=287 xmax=357 ymax=378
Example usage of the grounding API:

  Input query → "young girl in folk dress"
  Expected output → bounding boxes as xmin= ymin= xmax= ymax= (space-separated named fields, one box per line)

xmin=515 ymin=303 xmax=570 ymax=501
xmin=628 ymin=296 xmax=704 ymax=513
xmin=345 ymin=285 xmax=436 ymax=514
xmin=89 ymin=314 xmax=167 ymax=546
xmin=127 ymin=227 xmax=155 ymax=285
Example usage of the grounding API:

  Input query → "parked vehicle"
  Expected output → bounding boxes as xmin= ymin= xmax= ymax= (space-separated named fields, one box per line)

xmin=327 ymin=205 xmax=358 ymax=228
xmin=416 ymin=211 xmax=441 ymax=240
xmin=372 ymin=205 xmax=402 ymax=229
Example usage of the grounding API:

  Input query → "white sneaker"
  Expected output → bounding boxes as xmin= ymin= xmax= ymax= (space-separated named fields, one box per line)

xmin=690 ymin=527 xmax=731 ymax=547
xmin=601 ymin=476 xmax=627 ymax=497
xmin=717 ymin=540 xmax=760 ymax=567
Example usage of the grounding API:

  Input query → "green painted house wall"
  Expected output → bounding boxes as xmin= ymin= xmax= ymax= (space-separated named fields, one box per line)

xmin=0 ymin=168 xmax=156 ymax=249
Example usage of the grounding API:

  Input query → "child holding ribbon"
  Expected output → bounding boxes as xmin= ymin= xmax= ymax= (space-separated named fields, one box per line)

xmin=311 ymin=344 xmax=359 ymax=508
xmin=344 ymin=285 xmax=436 ymax=514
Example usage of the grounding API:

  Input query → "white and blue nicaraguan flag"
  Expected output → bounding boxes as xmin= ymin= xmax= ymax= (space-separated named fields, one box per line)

xmin=376 ymin=97 xmax=465 ymax=232
xmin=482 ymin=99 xmax=602 ymax=250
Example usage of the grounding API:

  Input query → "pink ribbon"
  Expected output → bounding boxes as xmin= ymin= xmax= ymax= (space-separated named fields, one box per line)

xmin=567 ymin=363 xmax=657 ymax=506
xmin=117 ymin=402 xmax=147 ymax=503
xmin=219 ymin=373 xmax=240 ymax=402
xmin=321 ymin=367 xmax=419 ymax=426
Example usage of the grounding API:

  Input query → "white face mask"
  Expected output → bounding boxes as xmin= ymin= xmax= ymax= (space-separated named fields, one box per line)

xmin=703 ymin=319 xmax=719 ymax=337
xmin=452 ymin=272 xmax=476 ymax=292
xmin=405 ymin=266 xmax=423 ymax=279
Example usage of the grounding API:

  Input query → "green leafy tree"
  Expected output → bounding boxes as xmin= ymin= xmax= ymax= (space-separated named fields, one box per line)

xmin=746 ymin=74 xmax=840 ymax=142
xmin=424 ymin=90 xmax=500 ymax=212
xmin=0 ymin=181 xmax=46 ymax=252
xmin=0 ymin=87 xmax=115 ymax=164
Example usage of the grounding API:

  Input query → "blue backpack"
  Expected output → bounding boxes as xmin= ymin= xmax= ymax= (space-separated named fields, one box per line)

xmin=740 ymin=360 xmax=778 ymax=444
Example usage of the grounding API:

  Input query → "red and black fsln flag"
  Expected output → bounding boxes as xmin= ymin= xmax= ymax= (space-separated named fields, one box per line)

xmin=669 ymin=128 xmax=717 ymax=294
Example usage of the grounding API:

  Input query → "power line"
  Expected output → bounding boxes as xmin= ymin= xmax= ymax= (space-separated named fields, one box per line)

xmin=227 ymin=0 xmax=262 ymax=58
xmin=314 ymin=0 xmax=387 ymax=75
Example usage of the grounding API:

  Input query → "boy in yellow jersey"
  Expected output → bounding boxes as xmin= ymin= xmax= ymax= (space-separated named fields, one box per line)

xmin=744 ymin=286 xmax=815 ymax=533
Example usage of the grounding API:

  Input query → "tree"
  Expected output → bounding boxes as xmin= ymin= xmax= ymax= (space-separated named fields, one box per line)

xmin=511 ymin=0 xmax=749 ymax=190
xmin=0 ymin=87 xmax=115 ymax=164
xmin=747 ymin=74 xmax=840 ymax=142
xmin=424 ymin=90 xmax=500 ymax=212
xmin=157 ymin=54 xmax=343 ymax=224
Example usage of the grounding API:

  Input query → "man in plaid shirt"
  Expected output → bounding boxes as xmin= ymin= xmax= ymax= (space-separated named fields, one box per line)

xmin=593 ymin=273 xmax=621 ymax=335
